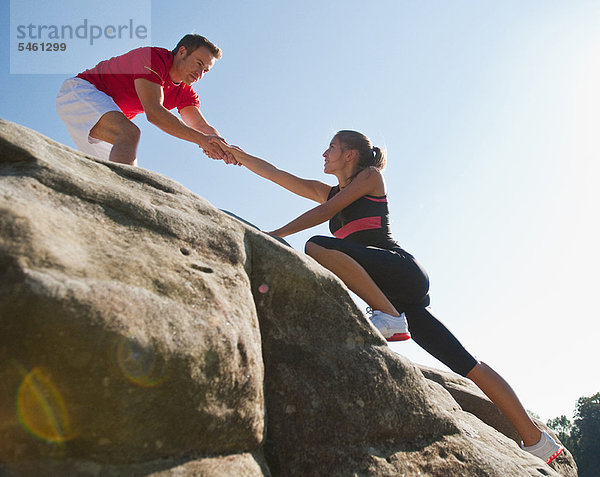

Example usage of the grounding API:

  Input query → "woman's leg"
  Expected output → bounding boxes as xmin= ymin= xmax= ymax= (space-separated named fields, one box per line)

xmin=467 ymin=362 xmax=542 ymax=446
xmin=307 ymin=237 xmax=551 ymax=451
xmin=307 ymin=237 xmax=549 ymax=449
xmin=305 ymin=241 xmax=400 ymax=316
xmin=404 ymin=306 xmax=543 ymax=447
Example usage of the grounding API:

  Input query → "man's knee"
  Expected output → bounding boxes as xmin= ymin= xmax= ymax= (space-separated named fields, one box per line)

xmin=121 ymin=121 xmax=141 ymax=141
xmin=91 ymin=111 xmax=140 ymax=146
xmin=112 ymin=119 xmax=140 ymax=147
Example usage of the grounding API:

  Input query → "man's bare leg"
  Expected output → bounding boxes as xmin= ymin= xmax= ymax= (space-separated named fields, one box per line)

xmin=89 ymin=111 xmax=140 ymax=165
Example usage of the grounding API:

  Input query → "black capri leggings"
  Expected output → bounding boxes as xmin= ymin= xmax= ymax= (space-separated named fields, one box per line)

xmin=307 ymin=236 xmax=479 ymax=377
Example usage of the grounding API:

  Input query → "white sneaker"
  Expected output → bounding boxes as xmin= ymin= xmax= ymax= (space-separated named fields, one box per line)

xmin=368 ymin=309 xmax=411 ymax=342
xmin=521 ymin=430 xmax=564 ymax=464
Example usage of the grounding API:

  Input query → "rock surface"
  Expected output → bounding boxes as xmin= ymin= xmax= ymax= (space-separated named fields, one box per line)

xmin=417 ymin=365 xmax=577 ymax=477
xmin=0 ymin=120 xmax=577 ymax=476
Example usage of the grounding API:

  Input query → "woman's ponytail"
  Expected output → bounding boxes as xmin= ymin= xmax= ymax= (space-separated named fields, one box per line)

xmin=335 ymin=130 xmax=386 ymax=181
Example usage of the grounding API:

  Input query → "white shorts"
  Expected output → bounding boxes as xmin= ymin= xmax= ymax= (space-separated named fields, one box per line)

xmin=56 ymin=77 xmax=120 ymax=161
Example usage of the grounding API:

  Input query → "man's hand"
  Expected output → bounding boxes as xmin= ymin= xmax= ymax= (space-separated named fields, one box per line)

xmin=203 ymin=137 xmax=240 ymax=165
xmin=133 ymin=83 xmax=234 ymax=164
xmin=201 ymin=136 xmax=239 ymax=165
xmin=201 ymin=135 xmax=226 ymax=159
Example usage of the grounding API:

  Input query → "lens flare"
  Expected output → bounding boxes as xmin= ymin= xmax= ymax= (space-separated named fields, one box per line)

xmin=16 ymin=367 xmax=75 ymax=443
xmin=113 ymin=337 xmax=169 ymax=387
xmin=258 ymin=284 xmax=269 ymax=294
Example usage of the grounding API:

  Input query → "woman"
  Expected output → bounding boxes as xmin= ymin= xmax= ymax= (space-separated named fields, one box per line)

xmin=216 ymin=130 xmax=563 ymax=464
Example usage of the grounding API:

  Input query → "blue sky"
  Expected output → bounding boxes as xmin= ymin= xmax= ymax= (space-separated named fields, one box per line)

xmin=3 ymin=0 xmax=600 ymax=421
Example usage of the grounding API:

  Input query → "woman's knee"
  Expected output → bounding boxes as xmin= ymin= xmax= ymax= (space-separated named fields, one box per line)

xmin=304 ymin=240 xmax=321 ymax=257
xmin=305 ymin=235 xmax=332 ymax=252
xmin=305 ymin=239 xmax=339 ymax=263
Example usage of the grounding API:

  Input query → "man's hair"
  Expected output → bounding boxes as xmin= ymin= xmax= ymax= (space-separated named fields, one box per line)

xmin=172 ymin=34 xmax=222 ymax=59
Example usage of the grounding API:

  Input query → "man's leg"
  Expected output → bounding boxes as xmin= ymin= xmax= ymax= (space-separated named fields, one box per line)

xmin=89 ymin=111 xmax=140 ymax=166
xmin=57 ymin=78 xmax=137 ymax=163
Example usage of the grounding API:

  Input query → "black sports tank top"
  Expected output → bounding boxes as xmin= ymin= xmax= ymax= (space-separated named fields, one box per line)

xmin=327 ymin=185 xmax=398 ymax=249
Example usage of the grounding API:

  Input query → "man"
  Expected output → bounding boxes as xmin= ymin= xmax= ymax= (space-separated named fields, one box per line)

xmin=56 ymin=34 xmax=233 ymax=166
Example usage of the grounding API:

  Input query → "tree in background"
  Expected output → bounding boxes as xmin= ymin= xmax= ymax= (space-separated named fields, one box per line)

xmin=547 ymin=414 xmax=573 ymax=448
xmin=547 ymin=392 xmax=600 ymax=477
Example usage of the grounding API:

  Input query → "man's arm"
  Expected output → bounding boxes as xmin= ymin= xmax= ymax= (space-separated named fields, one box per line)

xmin=179 ymin=105 xmax=219 ymax=136
xmin=134 ymin=78 xmax=226 ymax=160
xmin=180 ymin=105 xmax=237 ymax=164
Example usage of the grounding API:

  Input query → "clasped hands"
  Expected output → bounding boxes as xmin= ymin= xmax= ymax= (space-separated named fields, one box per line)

xmin=201 ymin=136 xmax=241 ymax=165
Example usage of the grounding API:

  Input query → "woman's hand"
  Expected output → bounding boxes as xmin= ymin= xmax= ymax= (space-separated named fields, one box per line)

xmin=209 ymin=139 xmax=246 ymax=166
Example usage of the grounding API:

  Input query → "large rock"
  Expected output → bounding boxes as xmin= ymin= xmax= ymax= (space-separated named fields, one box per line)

xmin=0 ymin=119 xmax=577 ymax=476
xmin=418 ymin=365 xmax=577 ymax=477
xmin=0 ymin=120 xmax=265 ymax=473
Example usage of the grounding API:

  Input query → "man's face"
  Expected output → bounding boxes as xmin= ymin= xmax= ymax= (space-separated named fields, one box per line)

xmin=171 ymin=46 xmax=216 ymax=85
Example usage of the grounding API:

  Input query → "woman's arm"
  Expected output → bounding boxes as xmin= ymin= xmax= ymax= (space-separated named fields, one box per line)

xmin=215 ymin=140 xmax=331 ymax=203
xmin=270 ymin=167 xmax=385 ymax=237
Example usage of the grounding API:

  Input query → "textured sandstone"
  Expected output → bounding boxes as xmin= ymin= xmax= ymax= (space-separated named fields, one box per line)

xmin=0 ymin=120 xmax=577 ymax=476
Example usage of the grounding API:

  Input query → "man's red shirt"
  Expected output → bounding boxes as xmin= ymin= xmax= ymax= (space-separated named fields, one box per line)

xmin=78 ymin=47 xmax=200 ymax=119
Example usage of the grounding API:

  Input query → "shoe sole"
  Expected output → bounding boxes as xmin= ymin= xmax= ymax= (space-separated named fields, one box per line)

xmin=547 ymin=447 xmax=564 ymax=464
xmin=387 ymin=332 xmax=411 ymax=342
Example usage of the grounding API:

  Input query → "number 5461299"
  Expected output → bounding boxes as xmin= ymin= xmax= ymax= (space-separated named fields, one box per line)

xmin=18 ymin=42 xmax=67 ymax=51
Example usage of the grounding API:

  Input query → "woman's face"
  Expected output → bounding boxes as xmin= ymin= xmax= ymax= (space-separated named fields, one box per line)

xmin=322 ymin=137 xmax=345 ymax=174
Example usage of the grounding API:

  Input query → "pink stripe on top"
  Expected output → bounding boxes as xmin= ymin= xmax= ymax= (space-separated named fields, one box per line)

xmin=365 ymin=196 xmax=388 ymax=203
xmin=333 ymin=216 xmax=382 ymax=239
